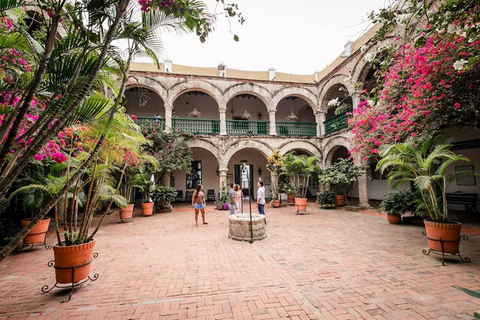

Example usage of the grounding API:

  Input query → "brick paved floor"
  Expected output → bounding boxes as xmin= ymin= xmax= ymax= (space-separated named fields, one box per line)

xmin=1 ymin=203 xmax=479 ymax=320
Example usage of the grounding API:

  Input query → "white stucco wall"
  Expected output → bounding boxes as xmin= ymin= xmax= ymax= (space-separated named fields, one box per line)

xmin=173 ymin=93 xmax=219 ymax=119
xmin=125 ymin=89 xmax=165 ymax=117
xmin=226 ymin=96 xmax=268 ymax=121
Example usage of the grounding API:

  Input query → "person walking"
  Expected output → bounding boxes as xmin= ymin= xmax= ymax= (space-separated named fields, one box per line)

xmin=257 ymin=180 xmax=266 ymax=222
xmin=228 ymin=182 xmax=237 ymax=215
xmin=235 ymin=184 xmax=243 ymax=214
xmin=192 ymin=184 xmax=207 ymax=225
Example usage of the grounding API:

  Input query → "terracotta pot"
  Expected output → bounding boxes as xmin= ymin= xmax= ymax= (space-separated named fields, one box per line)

xmin=287 ymin=193 xmax=295 ymax=204
xmin=141 ymin=202 xmax=154 ymax=216
xmin=53 ymin=240 xmax=96 ymax=284
xmin=295 ymin=198 xmax=307 ymax=212
xmin=335 ymin=195 xmax=345 ymax=206
xmin=120 ymin=204 xmax=134 ymax=222
xmin=424 ymin=220 xmax=462 ymax=254
xmin=22 ymin=218 xmax=50 ymax=245
xmin=273 ymin=200 xmax=280 ymax=208
xmin=387 ymin=214 xmax=401 ymax=224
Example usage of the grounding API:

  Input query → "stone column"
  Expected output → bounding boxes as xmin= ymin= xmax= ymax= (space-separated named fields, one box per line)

xmin=316 ymin=112 xmax=326 ymax=137
xmin=219 ymin=109 xmax=227 ymax=135
xmin=358 ymin=169 xmax=371 ymax=208
xmin=270 ymin=172 xmax=278 ymax=199
xmin=219 ymin=168 xmax=228 ymax=193
xmin=269 ymin=111 xmax=277 ymax=136
xmin=165 ymin=105 xmax=173 ymax=132
xmin=352 ymin=91 xmax=362 ymax=109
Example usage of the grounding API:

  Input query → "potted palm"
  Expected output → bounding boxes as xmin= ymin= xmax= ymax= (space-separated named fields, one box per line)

xmin=119 ymin=166 xmax=137 ymax=222
xmin=378 ymin=138 xmax=477 ymax=256
xmin=281 ymin=153 xmax=319 ymax=214
xmin=133 ymin=165 xmax=156 ymax=216
xmin=319 ymin=158 xmax=361 ymax=206
xmin=316 ymin=191 xmax=336 ymax=208
xmin=379 ymin=190 xmax=417 ymax=224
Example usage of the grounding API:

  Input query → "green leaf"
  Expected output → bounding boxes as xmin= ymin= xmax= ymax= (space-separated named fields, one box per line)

xmin=233 ymin=34 xmax=239 ymax=42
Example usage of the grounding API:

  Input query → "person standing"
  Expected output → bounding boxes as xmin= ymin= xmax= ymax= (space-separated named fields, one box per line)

xmin=257 ymin=180 xmax=266 ymax=216
xmin=235 ymin=184 xmax=243 ymax=214
xmin=228 ymin=182 xmax=237 ymax=215
xmin=192 ymin=184 xmax=207 ymax=225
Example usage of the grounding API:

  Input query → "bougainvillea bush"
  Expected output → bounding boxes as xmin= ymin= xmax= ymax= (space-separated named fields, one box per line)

xmin=350 ymin=1 xmax=480 ymax=160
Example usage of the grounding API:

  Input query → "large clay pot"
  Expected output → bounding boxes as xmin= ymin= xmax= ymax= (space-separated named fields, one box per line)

xmin=424 ymin=220 xmax=462 ymax=254
xmin=120 ymin=204 xmax=134 ymax=222
xmin=335 ymin=195 xmax=345 ymax=206
xmin=22 ymin=218 xmax=50 ymax=244
xmin=287 ymin=193 xmax=295 ymax=205
xmin=387 ymin=214 xmax=401 ymax=224
xmin=295 ymin=198 xmax=307 ymax=213
xmin=53 ymin=240 xmax=96 ymax=284
xmin=273 ymin=200 xmax=280 ymax=208
xmin=141 ymin=202 xmax=154 ymax=216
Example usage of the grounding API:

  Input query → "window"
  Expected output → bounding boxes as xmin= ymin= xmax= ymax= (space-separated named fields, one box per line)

xmin=186 ymin=161 xmax=202 ymax=189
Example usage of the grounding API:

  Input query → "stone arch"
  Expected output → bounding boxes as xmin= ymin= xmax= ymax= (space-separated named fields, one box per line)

xmin=323 ymin=135 xmax=351 ymax=167
xmin=220 ymin=139 xmax=273 ymax=169
xmin=271 ymin=87 xmax=318 ymax=112
xmin=168 ymin=79 xmax=223 ymax=107
xmin=126 ymin=76 xmax=168 ymax=102
xmin=278 ymin=141 xmax=322 ymax=159
xmin=223 ymin=83 xmax=271 ymax=107
xmin=318 ymin=75 xmax=352 ymax=113
xmin=188 ymin=139 xmax=221 ymax=160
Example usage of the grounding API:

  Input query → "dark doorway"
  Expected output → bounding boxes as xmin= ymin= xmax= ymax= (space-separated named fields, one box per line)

xmin=234 ymin=164 xmax=254 ymax=197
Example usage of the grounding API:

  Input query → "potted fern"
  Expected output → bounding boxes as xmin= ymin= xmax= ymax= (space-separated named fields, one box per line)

xmin=379 ymin=190 xmax=417 ymax=224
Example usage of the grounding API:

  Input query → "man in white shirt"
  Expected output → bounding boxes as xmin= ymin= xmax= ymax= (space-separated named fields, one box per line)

xmin=257 ymin=180 xmax=265 ymax=216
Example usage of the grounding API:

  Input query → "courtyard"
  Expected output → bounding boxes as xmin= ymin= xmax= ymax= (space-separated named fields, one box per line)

xmin=1 ymin=204 xmax=479 ymax=320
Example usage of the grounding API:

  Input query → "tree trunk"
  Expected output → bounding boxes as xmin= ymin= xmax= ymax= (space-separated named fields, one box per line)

xmin=165 ymin=172 xmax=171 ymax=187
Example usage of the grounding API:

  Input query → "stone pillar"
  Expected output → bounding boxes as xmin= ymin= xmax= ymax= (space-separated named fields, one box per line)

xmin=317 ymin=111 xmax=326 ymax=137
xmin=165 ymin=105 xmax=173 ymax=132
xmin=269 ymin=111 xmax=277 ymax=136
xmin=352 ymin=91 xmax=362 ymax=109
xmin=219 ymin=168 xmax=228 ymax=193
xmin=358 ymin=169 xmax=371 ymax=208
xmin=219 ymin=109 xmax=227 ymax=135
xmin=270 ymin=172 xmax=278 ymax=199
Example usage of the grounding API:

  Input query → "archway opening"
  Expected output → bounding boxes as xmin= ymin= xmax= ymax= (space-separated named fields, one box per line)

xmin=227 ymin=148 xmax=268 ymax=199
xmin=24 ymin=11 xmax=43 ymax=36
xmin=125 ymin=87 xmax=165 ymax=131
xmin=173 ymin=91 xmax=220 ymax=134
xmin=226 ymin=94 xmax=269 ymax=135
xmin=331 ymin=146 xmax=349 ymax=164
xmin=322 ymin=84 xmax=352 ymax=120
xmin=171 ymin=147 xmax=219 ymax=202
xmin=276 ymin=96 xmax=316 ymax=136
xmin=360 ymin=62 xmax=381 ymax=98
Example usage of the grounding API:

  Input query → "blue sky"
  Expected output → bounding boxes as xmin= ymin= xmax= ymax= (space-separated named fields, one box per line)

xmin=160 ymin=0 xmax=388 ymax=74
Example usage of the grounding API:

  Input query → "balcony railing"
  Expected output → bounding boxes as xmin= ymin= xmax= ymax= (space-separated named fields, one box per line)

xmin=226 ymin=120 xmax=270 ymax=136
xmin=136 ymin=117 xmax=165 ymax=131
xmin=276 ymin=122 xmax=317 ymax=137
xmin=324 ymin=109 xmax=353 ymax=135
xmin=173 ymin=118 xmax=220 ymax=135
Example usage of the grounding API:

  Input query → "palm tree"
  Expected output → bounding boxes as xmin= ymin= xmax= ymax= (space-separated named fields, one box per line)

xmin=377 ymin=138 xmax=476 ymax=223
xmin=281 ymin=153 xmax=319 ymax=199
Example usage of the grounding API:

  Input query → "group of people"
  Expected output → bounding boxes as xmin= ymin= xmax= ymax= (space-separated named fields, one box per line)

xmin=190 ymin=180 xmax=266 ymax=225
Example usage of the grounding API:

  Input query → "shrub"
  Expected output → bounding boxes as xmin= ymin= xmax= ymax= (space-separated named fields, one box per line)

xmin=379 ymin=190 xmax=418 ymax=216
xmin=152 ymin=186 xmax=177 ymax=204
xmin=316 ymin=191 xmax=337 ymax=207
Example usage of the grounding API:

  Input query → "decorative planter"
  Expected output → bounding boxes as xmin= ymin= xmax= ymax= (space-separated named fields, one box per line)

xmin=273 ymin=200 xmax=280 ymax=208
xmin=120 ymin=204 xmax=134 ymax=222
xmin=287 ymin=193 xmax=295 ymax=205
xmin=22 ymin=218 xmax=50 ymax=245
xmin=335 ymin=195 xmax=345 ymax=206
xmin=295 ymin=197 xmax=307 ymax=213
xmin=387 ymin=214 xmax=402 ymax=224
xmin=424 ymin=220 xmax=462 ymax=254
xmin=141 ymin=202 xmax=154 ymax=216
xmin=53 ymin=240 xmax=96 ymax=284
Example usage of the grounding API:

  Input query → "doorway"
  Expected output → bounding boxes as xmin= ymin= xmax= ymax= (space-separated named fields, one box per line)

xmin=234 ymin=164 xmax=254 ymax=198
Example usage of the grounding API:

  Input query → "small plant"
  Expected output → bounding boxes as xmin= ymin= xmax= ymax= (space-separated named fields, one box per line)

xmin=152 ymin=186 xmax=177 ymax=206
xmin=316 ymin=191 xmax=336 ymax=207
xmin=379 ymin=190 xmax=418 ymax=215
xmin=319 ymin=158 xmax=361 ymax=196
xmin=280 ymin=153 xmax=320 ymax=198
xmin=133 ymin=165 xmax=156 ymax=203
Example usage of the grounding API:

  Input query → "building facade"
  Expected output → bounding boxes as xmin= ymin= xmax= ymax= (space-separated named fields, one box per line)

xmin=125 ymin=27 xmax=480 ymax=209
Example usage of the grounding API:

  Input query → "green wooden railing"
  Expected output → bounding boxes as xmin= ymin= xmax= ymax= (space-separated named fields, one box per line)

xmin=324 ymin=109 xmax=353 ymax=135
xmin=226 ymin=120 xmax=270 ymax=136
xmin=173 ymin=118 xmax=220 ymax=135
xmin=136 ymin=117 xmax=165 ymax=131
xmin=276 ymin=122 xmax=317 ymax=137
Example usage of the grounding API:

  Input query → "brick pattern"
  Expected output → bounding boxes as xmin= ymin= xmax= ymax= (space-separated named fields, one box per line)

xmin=0 ymin=203 xmax=479 ymax=319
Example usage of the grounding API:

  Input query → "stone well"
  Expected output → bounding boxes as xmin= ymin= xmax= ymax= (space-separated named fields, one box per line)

xmin=228 ymin=213 xmax=267 ymax=242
